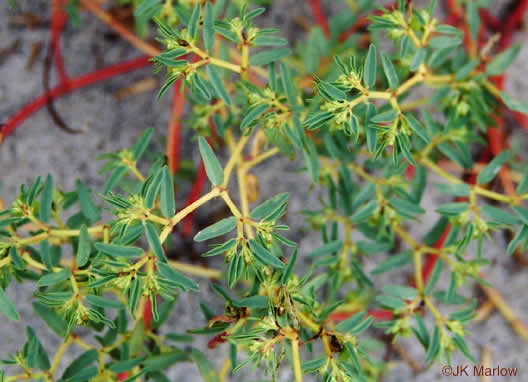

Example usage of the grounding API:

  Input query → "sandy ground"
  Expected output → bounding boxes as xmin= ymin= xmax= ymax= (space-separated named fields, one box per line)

xmin=1 ymin=1 xmax=527 ymax=381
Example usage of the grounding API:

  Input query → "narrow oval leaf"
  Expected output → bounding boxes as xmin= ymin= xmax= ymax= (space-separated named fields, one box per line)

xmin=486 ymin=44 xmax=520 ymax=76
xmin=280 ymin=247 xmax=298 ymax=285
xmin=241 ymin=104 xmax=269 ymax=130
xmin=158 ymin=262 xmax=200 ymax=291
xmin=85 ymin=294 xmax=125 ymax=309
xmin=94 ymin=242 xmax=144 ymax=258
xmin=188 ymin=4 xmax=201 ymax=39
xmin=198 ymin=136 xmax=224 ymax=186
xmin=381 ymin=53 xmax=399 ymax=89
xmin=477 ymin=150 xmax=509 ymax=184
xmin=501 ymin=92 xmax=528 ymax=114
xmin=37 ymin=268 xmax=71 ymax=287
xmin=248 ymin=240 xmax=285 ymax=269
xmin=363 ymin=44 xmax=377 ymax=88
xmin=203 ymin=2 xmax=215 ymax=53
xmin=250 ymin=48 xmax=291 ymax=66
xmin=144 ymin=221 xmax=168 ymax=263
xmin=206 ymin=65 xmax=231 ymax=106
xmin=0 ymin=288 xmax=19 ymax=321
xmin=194 ymin=216 xmax=237 ymax=242
xmin=76 ymin=224 xmax=91 ymax=267
xmin=76 ymin=181 xmax=100 ymax=223
xmin=160 ymin=166 xmax=175 ymax=217
xmin=40 ymin=174 xmax=53 ymax=223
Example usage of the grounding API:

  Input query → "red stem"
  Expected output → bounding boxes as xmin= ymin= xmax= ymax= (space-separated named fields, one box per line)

xmin=329 ymin=309 xmax=394 ymax=323
xmin=182 ymin=161 xmax=207 ymax=237
xmin=1 ymin=56 xmax=151 ymax=142
xmin=479 ymin=9 xmax=500 ymax=31
xmin=51 ymin=0 xmax=69 ymax=84
xmin=308 ymin=0 xmax=331 ymax=38
xmin=166 ymin=81 xmax=186 ymax=174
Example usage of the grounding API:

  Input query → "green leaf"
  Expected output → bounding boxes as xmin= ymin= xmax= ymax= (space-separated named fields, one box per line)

xmin=248 ymin=240 xmax=286 ymax=269
xmin=513 ymin=206 xmax=528 ymax=226
xmin=413 ymin=314 xmax=429 ymax=348
xmin=507 ymin=225 xmax=528 ymax=255
xmin=425 ymin=325 xmax=440 ymax=363
xmin=202 ymin=238 xmax=237 ymax=257
xmin=76 ymin=181 xmax=100 ymax=223
xmin=194 ymin=216 xmax=237 ymax=242
xmin=233 ymin=295 xmax=269 ymax=309
xmin=125 ymin=278 xmax=140 ymax=318
xmin=350 ymin=200 xmax=377 ymax=223
xmin=382 ymin=285 xmax=418 ymax=300
xmin=371 ymin=250 xmax=412 ymax=274
xmin=436 ymin=202 xmax=469 ymax=216
xmin=335 ymin=311 xmax=366 ymax=333
xmin=363 ymin=44 xmax=377 ymax=88
xmin=501 ymin=92 xmax=528 ymax=114
xmin=375 ymin=295 xmax=406 ymax=310
xmin=380 ymin=53 xmax=399 ymax=89
xmin=389 ymin=198 xmax=424 ymax=219
xmin=198 ymin=136 xmax=224 ymax=186
xmin=109 ymin=357 xmax=146 ymax=373
xmin=0 ymin=288 xmax=19 ymax=321
xmin=280 ymin=248 xmax=297 ymax=284
xmin=40 ymin=174 xmax=53 ymax=223
xmin=371 ymin=109 xmax=397 ymax=123
xmin=453 ymin=334 xmax=477 ymax=363
xmin=424 ymin=259 xmax=443 ymax=295
xmin=160 ymin=166 xmax=175 ymax=218
xmin=280 ymin=62 xmax=296 ymax=105
xmin=302 ymin=357 xmax=327 ymax=373
xmin=203 ymin=2 xmax=215 ymax=53
xmin=318 ymin=82 xmax=347 ymax=101
xmin=132 ymin=128 xmax=153 ymax=160
xmin=32 ymin=302 xmax=68 ymax=337
xmin=251 ymin=193 xmax=289 ymax=221
xmin=76 ymin=224 xmax=91 ymax=267
xmin=188 ymin=4 xmax=201 ymax=39
xmin=466 ymin=1 xmax=479 ymax=39
xmin=144 ymin=168 xmax=163 ymax=209
xmin=190 ymin=349 xmax=220 ymax=382
xmin=37 ymin=268 xmax=71 ymax=287
xmin=303 ymin=111 xmax=334 ymax=130
xmin=9 ymin=246 xmax=23 ymax=270
xmin=166 ymin=333 xmax=194 ymax=342
xmin=144 ymin=221 xmax=167 ymax=263
xmin=486 ymin=44 xmax=520 ymax=76
xmin=480 ymin=205 xmax=520 ymax=225
xmin=410 ymin=48 xmax=426 ymax=71
xmin=253 ymin=35 xmax=288 ymax=46
xmin=158 ymin=262 xmax=200 ymax=291
xmin=433 ymin=182 xmax=470 ymax=197
xmin=429 ymin=35 xmax=462 ymax=49
xmin=85 ymin=294 xmax=125 ymax=310
xmin=241 ymin=104 xmax=269 ymax=130
xmin=405 ymin=114 xmax=430 ymax=143
xmin=40 ymin=240 xmax=53 ymax=270
xmin=103 ymin=166 xmax=127 ymax=194
xmin=516 ymin=168 xmax=528 ymax=194
xmin=477 ymin=150 xmax=509 ymax=184
xmin=143 ymin=351 xmax=188 ymax=372
xmin=455 ymin=58 xmax=479 ymax=80
xmin=250 ymin=48 xmax=291 ymax=66
xmin=94 ymin=242 xmax=144 ymax=258
xmin=206 ymin=65 xmax=231 ymax=106
xmin=308 ymin=240 xmax=343 ymax=257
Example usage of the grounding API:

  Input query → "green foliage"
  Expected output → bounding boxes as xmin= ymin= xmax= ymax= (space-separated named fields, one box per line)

xmin=3 ymin=1 xmax=528 ymax=381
